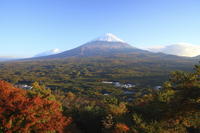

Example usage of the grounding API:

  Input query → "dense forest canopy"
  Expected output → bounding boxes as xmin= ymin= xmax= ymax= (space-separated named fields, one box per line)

xmin=0 ymin=57 xmax=199 ymax=132
xmin=0 ymin=62 xmax=199 ymax=132
xmin=0 ymin=56 xmax=196 ymax=91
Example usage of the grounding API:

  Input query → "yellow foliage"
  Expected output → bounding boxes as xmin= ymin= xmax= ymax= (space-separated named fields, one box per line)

xmin=108 ymin=102 xmax=127 ymax=115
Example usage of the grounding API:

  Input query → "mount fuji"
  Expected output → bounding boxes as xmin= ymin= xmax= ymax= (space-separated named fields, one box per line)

xmin=35 ymin=33 xmax=151 ymax=59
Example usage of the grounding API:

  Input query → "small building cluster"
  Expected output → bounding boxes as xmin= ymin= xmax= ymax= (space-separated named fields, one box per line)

xmin=16 ymin=84 xmax=33 ymax=90
xmin=102 ymin=81 xmax=136 ymax=88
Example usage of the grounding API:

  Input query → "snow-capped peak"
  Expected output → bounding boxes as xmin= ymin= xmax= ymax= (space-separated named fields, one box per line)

xmin=51 ymin=48 xmax=60 ymax=53
xmin=93 ymin=33 xmax=125 ymax=42
xmin=34 ymin=48 xmax=62 ymax=57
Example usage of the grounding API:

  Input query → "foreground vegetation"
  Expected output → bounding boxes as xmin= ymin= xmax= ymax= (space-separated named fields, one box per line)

xmin=0 ymin=62 xmax=199 ymax=132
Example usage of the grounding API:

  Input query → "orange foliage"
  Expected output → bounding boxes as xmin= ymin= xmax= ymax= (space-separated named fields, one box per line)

xmin=114 ymin=123 xmax=130 ymax=133
xmin=0 ymin=80 xmax=71 ymax=133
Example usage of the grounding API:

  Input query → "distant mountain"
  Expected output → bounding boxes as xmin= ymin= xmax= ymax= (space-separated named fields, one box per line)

xmin=0 ymin=56 xmax=18 ymax=61
xmin=148 ymin=43 xmax=200 ymax=57
xmin=35 ymin=33 xmax=151 ymax=59
xmin=34 ymin=48 xmax=61 ymax=57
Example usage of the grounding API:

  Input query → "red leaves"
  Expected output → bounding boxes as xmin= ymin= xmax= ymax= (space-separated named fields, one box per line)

xmin=0 ymin=80 xmax=71 ymax=132
xmin=114 ymin=123 xmax=130 ymax=133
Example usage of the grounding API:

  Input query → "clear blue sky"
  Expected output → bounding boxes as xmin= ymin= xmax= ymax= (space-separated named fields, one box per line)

xmin=0 ymin=0 xmax=200 ymax=57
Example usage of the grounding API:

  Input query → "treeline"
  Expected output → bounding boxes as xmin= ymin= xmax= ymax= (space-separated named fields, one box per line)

xmin=0 ymin=64 xmax=199 ymax=132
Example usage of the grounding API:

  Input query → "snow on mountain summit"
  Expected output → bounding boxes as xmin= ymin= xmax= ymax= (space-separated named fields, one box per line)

xmin=35 ymin=48 xmax=61 ymax=57
xmin=93 ymin=33 xmax=125 ymax=42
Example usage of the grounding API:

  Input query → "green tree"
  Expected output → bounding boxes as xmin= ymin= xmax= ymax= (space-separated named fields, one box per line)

xmin=28 ymin=81 xmax=56 ymax=101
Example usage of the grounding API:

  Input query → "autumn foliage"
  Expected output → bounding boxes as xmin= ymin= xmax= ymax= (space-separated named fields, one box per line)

xmin=0 ymin=80 xmax=71 ymax=133
xmin=114 ymin=123 xmax=129 ymax=133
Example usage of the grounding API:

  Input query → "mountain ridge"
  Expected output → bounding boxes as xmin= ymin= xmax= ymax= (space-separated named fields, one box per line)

xmin=17 ymin=33 xmax=200 ymax=60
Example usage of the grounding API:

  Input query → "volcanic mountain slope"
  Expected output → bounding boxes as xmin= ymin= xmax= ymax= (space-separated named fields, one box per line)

xmin=28 ymin=33 xmax=194 ymax=61
xmin=35 ymin=33 xmax=151 ymax=59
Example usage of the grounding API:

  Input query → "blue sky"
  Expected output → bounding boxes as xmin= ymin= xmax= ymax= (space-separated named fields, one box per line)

xmin=0 ymin=0 xmax=200 ymax=57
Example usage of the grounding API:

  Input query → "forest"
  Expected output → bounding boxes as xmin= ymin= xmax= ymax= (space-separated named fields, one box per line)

xmin=0 ymin=57 xmax=199 ymax=132
xmin=0 ymin=56 xmax=196 ymax=95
